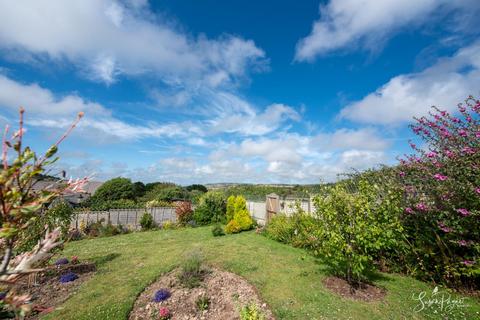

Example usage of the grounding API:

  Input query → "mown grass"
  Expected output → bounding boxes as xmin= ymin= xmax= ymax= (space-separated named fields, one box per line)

xmin=44 ymin=227 xmax=480 ymax=319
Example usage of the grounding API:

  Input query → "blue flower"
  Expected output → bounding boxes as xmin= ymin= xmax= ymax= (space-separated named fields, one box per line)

xmin=59 ymin=272 xmax=78 ymax=283
xmin=153 ymin=289 xmax=171 ymax=302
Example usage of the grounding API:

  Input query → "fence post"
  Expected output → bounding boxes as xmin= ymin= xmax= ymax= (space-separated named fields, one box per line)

xmin=108 ymin=210 xmax=111 ymax=224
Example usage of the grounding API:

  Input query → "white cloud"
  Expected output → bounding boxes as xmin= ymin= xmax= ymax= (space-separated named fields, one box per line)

xmin=340 ymin=42 xmax=480 ymax=125
xmin=295 ymin=0 xmax=480 ymax=61
xmin=0 ymin=0 xmax=267 ymax=86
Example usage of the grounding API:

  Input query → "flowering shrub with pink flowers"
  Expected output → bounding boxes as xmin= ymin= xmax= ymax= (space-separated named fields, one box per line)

xmin=397 ymin=96 xmax=479 ymax=287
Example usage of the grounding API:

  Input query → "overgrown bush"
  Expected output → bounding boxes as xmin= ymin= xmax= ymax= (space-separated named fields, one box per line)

xmin=140 ymin=212 xmax=155 ymax=230
xmin=193 ymin=192 xmax=226 ymax=225
xmin=312 ymin=179 xmax=403 ymax=285
xmin=265 ymin=215 xmax=295 ymax=244
xmin=175 ymin=201 xmax=193 ymax=226
xmin=397 ymin=96 xmax=480 ymax=287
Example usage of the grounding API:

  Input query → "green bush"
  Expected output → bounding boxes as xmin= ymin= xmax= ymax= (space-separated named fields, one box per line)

xmin=225 ymin=195 xmax=253 ymax=233
xmin=91 ymin=177 xmax=135 ymax=202
xmin=265 ymin=215 xmax=295 ymax=244
xmin=140 ymin=212 xmax=155 ymax=230
xmin=312 ymin=179 xmax=403 ymax=284
xmin=212 ymin=224 xmax=225 ymax=237
xmin=17 ymin=200 xmax=74 ymax=252
xmin=193 ymin=192 xmax=226 ymax=225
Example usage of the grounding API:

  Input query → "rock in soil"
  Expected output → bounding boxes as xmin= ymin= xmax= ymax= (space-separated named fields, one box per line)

xmin=130 ymin=267 xmax=275 ymax=320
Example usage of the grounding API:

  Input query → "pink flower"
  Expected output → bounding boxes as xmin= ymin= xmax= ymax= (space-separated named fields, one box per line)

xmin=458 ymin=240 xmax=468 ymax=247
xmin=456 ymin=208 xmax=470 ymax=217
xmin=426 ymin=151 xmax=437 ymax=158
xmin=462 ymin=260 xmax=474 ymax=266
xmin=445 ymin=150 xmax=455 ymax=158
xmin=415 ymin=203 xmax=428 ymax=211
xmin=462 ymin=147 xmax=475 ymax=155
xmin=399 ymin=171 xmax=406 ymax=177
xmin=476 ymin=132 xmax=480 ymax=138
xmin=437 ymin=221 xmax=452 ymax=233
xmin=433 ymin=173 xmax=447 ymax=181
xmin=458 ymin=129 xmax=467 ymax=137
xmin=159 ymin=307 xmax=171 ymax=319
xmin=405 ymin=207 xmax=414 ymax=214
xmin=476 ymin=187 xmax=480 ymax=195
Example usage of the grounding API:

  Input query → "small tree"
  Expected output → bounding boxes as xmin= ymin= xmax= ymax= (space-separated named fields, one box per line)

xmin=226 ymin=195 xmax=236 ymax=222
xmin=91 ymin=177 xmax=135 ymax=202
xmin=176 ymin=201 xmax=193 ymax=226
xmin=140 ymin=212 xmax=155 ymax=230
xmin=193 ymin=192 xmax=226 ymax=225
xmin=313 ymin=179 xmax=403 ymax=285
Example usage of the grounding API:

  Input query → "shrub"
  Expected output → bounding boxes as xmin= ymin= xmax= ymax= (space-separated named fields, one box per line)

xmin=162 ymin=221 xmax=175 ymax=230
xmin=265 ymin=215 xmax=295 ymax=244
xmin=239 ymin=302 xmax=265 ymax=320
xmin=225 ymin=220 xmax=241 ymax=234
xmin=140 ymin=212 xmax=155 ymax=230
xmin=178 ymin=252 xmax=205 ymax=288
xmin=313 ymin=179 xmax=403 ymax=285
xmin=153 ymin=289 xmax=171 ymax=302
xmin=193 ymin=192 xmax=226 ymax=225
xmin=195 ymin=295 xmax=210 ymax=311
xmin=212 ymin=224 xmax=225 ymax=237
xmin=186 ymin=184 xmax=208 ymax=193
xmin=397 ymin=96 xmax=480 ymax=287
xmin=175 ymin=201 xmax=193 ymax=226
xmin=233 ymin=207 xmax=253 ymax=231
xmin=226 ymin=195 xmax=236 ymax=222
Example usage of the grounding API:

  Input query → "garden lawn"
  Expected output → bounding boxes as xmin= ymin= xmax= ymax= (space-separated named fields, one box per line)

xmin=44 ymin=227 xmax=480 ymax=320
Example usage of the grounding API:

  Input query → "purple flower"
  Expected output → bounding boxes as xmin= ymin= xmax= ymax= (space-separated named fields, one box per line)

xmin=0 ymin=292 xmax=6 ymax=300
xmin=55 ymin=258 xmax=69 ymax=266
xmin=59 ymin=272 xmax=78 ymax=283
xmin=433 ymin=173 xmax=447 ymax=181
xmin=462 ymin=260 xmax=474 ymax=266
xmin=153 ymin=289 xmax=171 ymax=302
xmin=405 ymin=207 xmax=414 ymax=214
xmin=456 ymin=208 xmax=470 ymax=217
xmin=399 ymin=171 xmax=406 ymax=177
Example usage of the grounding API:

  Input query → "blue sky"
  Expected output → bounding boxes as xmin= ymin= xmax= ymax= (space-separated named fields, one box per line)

xmin=0 ymin=0 xmax=479 ymax=184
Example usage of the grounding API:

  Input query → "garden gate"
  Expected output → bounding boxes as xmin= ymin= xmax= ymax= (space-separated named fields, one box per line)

xmin=265 ymin=193 xmax=280 ymax=223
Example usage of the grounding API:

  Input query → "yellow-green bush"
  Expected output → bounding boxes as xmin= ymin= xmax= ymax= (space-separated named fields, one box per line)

xmin=225 ymin=195 xmax=253 ymax=233
xmin=225 ymin=219 xmax=242 ymax=234
xmin=226 ymin=195 xmax=236 ymax=222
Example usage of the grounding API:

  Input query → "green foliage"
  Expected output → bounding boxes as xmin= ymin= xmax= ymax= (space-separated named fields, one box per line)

xmin=132 ymin=181 xmax=146 ymax=198
xmin=225 ymin=219 xmax=241 ymax=234
xmin=223 ymin=184 xmax=322 ymax=201
xmin=226 ymin=195 xmax=236 ymax=222
xmin=17 ymin=200 xmax=74 ymax=252
xmin=139 ymin=212 xmax=155 ymax=230
xmin=186 ymin=184 xmax=208 ymax=193
xmin=195 ymin=295 xmax=210 ymax=311
xmin=178 ymin=251 xmax=205 ymax=288
xmin=193 ymin=192 xmax=226 ymax=225
xmin=141 ymin=184 xmax=188 ymax=203
xmin=313 ymin=179 xmax=403 ymax=284
xmin=265 ymin=215 xmax=295 ymax=244
xmin=211 ymin=224 xmax=225 ymax=237
xmin=239 ymin=302 xmax=265 ymax=320
xmin=92 ymin=177 xmax=135 ymax=202
xmin=87 ymin=198 xmax=138 ymax=211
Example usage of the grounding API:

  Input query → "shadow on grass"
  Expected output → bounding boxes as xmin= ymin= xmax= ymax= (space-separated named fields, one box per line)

xmin=90 ymin=252 xmax=121 ymax=268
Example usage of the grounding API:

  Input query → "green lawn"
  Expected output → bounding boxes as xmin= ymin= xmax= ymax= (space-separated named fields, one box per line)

xmin=44 ymin=227 xmax=480 ymax=320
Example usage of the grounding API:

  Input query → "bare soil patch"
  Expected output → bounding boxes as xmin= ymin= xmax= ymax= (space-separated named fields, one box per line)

xmin=129 ymin=267 xmax=274 ymax=320
xmin=12 ymin=262 xmax=96 ymax=319
xmin=322 ymin=276 xmax=386 ymax=302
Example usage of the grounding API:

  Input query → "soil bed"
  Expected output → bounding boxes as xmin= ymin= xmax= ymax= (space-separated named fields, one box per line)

xmin=130 ymin=267 xmax=274 ymax=320
xmin=13 ymin=262 xmax=96 ymax=319
xmin=322 ymin=276 xmax=386 ymax=302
